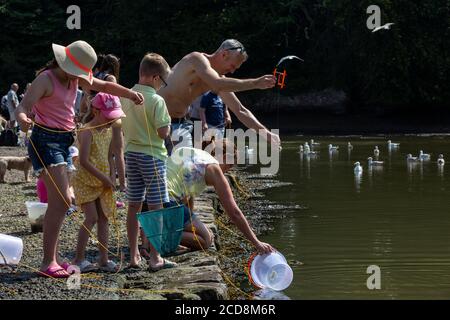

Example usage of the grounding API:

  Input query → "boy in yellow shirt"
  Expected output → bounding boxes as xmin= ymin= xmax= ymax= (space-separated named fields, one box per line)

xmin=121 ymin=53 xmax=175 ymax=271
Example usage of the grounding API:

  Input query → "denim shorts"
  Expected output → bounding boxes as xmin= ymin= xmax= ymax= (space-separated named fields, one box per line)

xmin=28 ymin=124 xmax=75 ymax=176
xmin=164 ymin=200 xmax=198 ymax=227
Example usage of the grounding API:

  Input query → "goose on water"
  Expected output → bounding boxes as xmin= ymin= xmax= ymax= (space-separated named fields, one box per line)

xmin=437 ymin=154 xmax=445 ymax=166
xmin=387 ymin=140 xmax=400 ymax=148
xmin=354 ymin=162 xmax=363 ymax=175
xmin=329 ymin=144 xmax=339 ymax=151
xmin=407 ymin=154 xmax=421 ymax=162
xmin=419 ymin=150 xmax=430 ymax=161
xmin=374 ymin=146 xmax=380 ymax=157
xmin=304 ymin=143 xmax=311 ymax=153
xmin=368 ymin=157 xmax=383 ymax=166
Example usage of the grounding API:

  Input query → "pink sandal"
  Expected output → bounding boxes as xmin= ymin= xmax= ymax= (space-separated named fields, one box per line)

xmin=39 ymin=265 xmax=70 ymax=278
xmin=60 ymin=262 xmax=73 ymax=272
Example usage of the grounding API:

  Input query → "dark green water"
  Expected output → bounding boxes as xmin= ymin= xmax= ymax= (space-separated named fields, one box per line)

xmin=248 ymin=135 xmax=450 ymax=299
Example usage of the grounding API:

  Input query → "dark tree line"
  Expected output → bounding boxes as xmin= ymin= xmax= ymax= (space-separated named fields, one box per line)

xmin=1 ymin=0 xmax=449 ymax=110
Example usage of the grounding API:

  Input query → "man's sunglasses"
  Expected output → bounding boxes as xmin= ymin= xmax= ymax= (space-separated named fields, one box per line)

xmin=226 ymin=46 xmax=246 ymax=54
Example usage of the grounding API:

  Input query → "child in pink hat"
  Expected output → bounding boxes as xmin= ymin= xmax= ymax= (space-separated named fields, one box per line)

xmin=71 ymin=93 xmax=125 ymax=273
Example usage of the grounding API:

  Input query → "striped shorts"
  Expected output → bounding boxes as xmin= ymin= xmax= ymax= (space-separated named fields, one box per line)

xmin=125 ymin=152 xmax=169 ymax=205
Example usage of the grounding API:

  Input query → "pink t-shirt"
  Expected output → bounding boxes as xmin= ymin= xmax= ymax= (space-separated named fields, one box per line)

xmin=33 ymin=69 xmax=78 ymax=131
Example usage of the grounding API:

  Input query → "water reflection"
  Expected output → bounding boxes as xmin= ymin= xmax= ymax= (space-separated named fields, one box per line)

xmin=253 ymin=288 xmax=291 ymax=300
xmin=354 ymin=173 xmax=362 ymax=192
xmin=438 ymin=164 xmax=444 ymax=178
xmin=407 ymin=161 xmax=423 ymax=181
xmin=257 ymin=137 xmax=450 ymax=299
xmin=305 ymin=155 xmax=311 ymax=180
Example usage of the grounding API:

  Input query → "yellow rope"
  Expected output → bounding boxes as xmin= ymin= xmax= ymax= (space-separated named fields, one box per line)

xmin=15 ymin=262 xmax=191 ymax=296
xmin=28 ymin=132 xmax=123 ymax=262
xmin=32 ymin=119 xmax=118 ymax=134
xmin=23 ymin=104 xmax=255 ymax=299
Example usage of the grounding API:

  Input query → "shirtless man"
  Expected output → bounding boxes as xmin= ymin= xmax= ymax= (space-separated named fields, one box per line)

xmin=158 ymin=39 xmax=280 ymax=146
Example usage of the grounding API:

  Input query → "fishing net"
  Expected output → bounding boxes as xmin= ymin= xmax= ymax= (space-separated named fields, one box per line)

xmin=137 ymin=205 xmax=184 ymax=257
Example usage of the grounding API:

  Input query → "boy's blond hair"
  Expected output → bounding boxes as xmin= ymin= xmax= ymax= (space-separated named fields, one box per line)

xmin=139 ymin=53 xmax=169 ymax=78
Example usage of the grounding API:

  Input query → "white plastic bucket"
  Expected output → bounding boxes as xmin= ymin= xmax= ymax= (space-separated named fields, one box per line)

xmin=0 ymin=233 xmax=23 ymax=265
xmin=25 ymin=201 xmax=47 ymax=232
xmin=249 ymin=251 xmax=293 ymax=291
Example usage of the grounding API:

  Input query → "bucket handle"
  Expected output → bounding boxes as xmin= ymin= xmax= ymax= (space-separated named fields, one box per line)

xmin=0 ymin=248 xmax=7 ymax=265
xmin=246 ymin=252 xmax=263 ymax=289
xmin=0 ymin=248 xmax=11 ymax=271
xmin=0 ymin=248 xmax=18 ymax=272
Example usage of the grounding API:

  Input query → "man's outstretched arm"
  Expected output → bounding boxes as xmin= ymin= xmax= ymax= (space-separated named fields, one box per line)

xmin=193 ymin=53 xmax=275 ymax=93
xmin=219 ymin=91 xmax=280 ymax=146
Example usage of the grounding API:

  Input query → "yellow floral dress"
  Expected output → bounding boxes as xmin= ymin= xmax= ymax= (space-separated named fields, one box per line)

xmin=72 ymin=127 xmax=116 ymax=220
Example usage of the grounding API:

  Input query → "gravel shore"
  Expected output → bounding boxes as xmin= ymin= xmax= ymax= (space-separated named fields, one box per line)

xmin=0 ymin=146 xmax=277 ymax=300
xmin=0 ymin=146 xmax=229 ymax=300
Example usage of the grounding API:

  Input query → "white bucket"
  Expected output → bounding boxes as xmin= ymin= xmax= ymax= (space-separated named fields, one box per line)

xmin=25 ymin=201 xmax=47 ymax=232
xmin=249 ymin=251 xmax=293 ymax=291
xmin=0 ymin=233 xmax=23 ymax=265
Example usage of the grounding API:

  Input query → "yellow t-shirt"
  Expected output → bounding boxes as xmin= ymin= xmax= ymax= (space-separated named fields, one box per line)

xmin=121 ymin=84 xmax=171 ymax=161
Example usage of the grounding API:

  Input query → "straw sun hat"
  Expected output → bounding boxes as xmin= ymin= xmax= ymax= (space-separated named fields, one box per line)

xmin=52 ymin=40 xmax=97 ymax=84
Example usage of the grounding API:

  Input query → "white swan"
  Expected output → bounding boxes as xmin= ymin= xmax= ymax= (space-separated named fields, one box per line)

xmin=304 ymin=143 xmax=311 ymax=153
xmin=374 ymin=146 xmax=380 ymax=157
xmin=407 ymin=154 xmax=420 ymax=162
xmin=354 ymin=161 xmax=363 ymax=175
xmin=329 ymin=144 xmax=339 ymax=151
xmin=368 ymin=157 xmax=383 ymax=166
xmin=305 ymin=150 xmax=318 ymax=156
xmin=387 ymin=140 xmax=400 ymax=148
xmin=437 ymin=154 xmax=445 ymax=166
xmin=419 ymin=150 xmax=430 ymax=161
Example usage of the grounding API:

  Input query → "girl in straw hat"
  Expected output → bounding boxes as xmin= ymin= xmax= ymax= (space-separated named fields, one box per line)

xmin=15 ymin=40 xmax=144 ymax=278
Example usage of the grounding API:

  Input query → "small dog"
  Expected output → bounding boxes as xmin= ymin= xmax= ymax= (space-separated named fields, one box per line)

xmin=0 ymin=156 xmax=32 ymax=183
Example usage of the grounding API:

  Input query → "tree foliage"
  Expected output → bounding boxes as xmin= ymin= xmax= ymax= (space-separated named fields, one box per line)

xmin=1 ymin=0 xmax=449 ymax=109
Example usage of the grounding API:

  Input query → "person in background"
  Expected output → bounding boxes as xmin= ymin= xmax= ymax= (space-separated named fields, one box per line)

xmin=74 ymin=88 xmax=83 ymax=121
xmin=199 ymin=90 xmax=232 ymax=140
xmin=188 ymin=95 xmax=203 ymax=147
xmin=7 ymin=83 xmax=19 ymax=130
xmin=96 ymin=54 xmax=126 ymax=192
xmin=79 ymin=54 xmax=125 ymax=192
xmin=1 ymin=94 xmax=10 ymax=121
